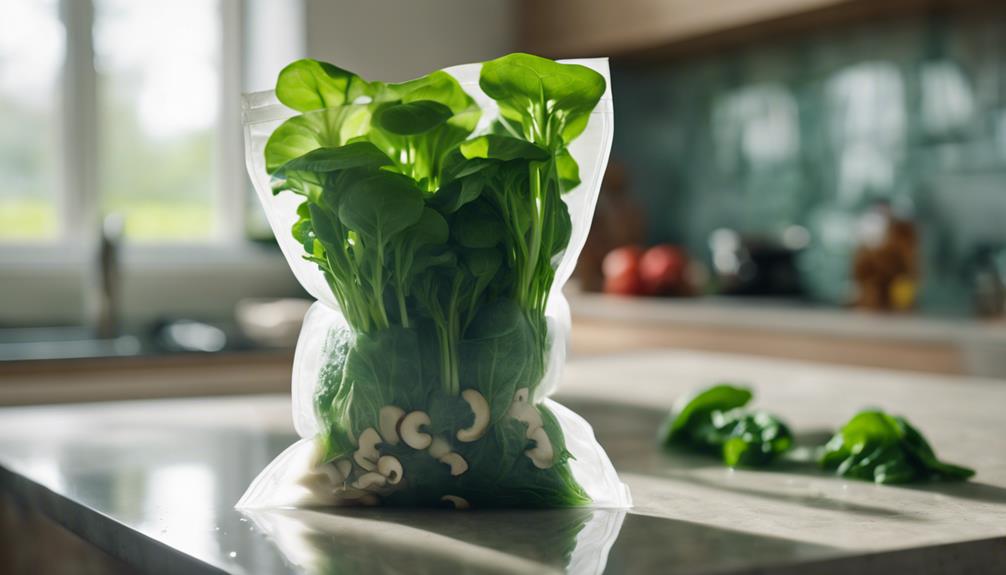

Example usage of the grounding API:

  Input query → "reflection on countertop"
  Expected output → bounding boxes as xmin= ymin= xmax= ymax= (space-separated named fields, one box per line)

xmin=246 ymin=507 xmax=625 ymax=574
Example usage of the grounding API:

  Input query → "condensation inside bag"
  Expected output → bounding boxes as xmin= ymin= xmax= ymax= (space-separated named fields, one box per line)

xmin=238 ymin=57 xmax=631 ymax=509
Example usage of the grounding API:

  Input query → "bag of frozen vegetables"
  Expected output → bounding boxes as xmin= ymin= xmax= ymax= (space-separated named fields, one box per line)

xmin=237 ymin=54 xmax=630 ymax=509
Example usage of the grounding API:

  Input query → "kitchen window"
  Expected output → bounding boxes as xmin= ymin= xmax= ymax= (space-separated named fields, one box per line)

xmin=0 ymin=0 xmax=64 ymax=241
xmin=0 ymin=0 xmax=305 ymax=325
xmin=94 ymin=0 xmax=223 ymax=241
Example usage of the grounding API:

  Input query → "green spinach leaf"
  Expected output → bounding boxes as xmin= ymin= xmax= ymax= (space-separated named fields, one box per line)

xmin=374 ymin=100 xmax=453 ymax=135
xmin=718 ymin=410 xmax=794 ymax=467
xmin=276 ymin=59 xmax=373 ymax=112
xmin=821 ymin=410 xmax=974 ymax=484
xmin=479 ymin=53 xmax=605 ymax=149
xmin=661 ymin=383 xmax=753 ymax=442
xmin=265 ymin=107 xmax=372 ymax=174
xmin=661 ymin=384 xmax=793 ymax=467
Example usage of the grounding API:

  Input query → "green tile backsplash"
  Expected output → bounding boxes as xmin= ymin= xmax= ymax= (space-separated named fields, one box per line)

xmin=610 ymin=9 xmax=1006 ymax=315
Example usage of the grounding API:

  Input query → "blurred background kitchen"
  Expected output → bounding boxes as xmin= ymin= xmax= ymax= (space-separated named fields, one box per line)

xmin=2 ymin=0 xmax=1005 ymax=406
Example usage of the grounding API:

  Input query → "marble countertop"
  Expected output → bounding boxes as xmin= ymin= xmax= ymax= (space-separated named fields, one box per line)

xmin=1 ymin=350 xmax=1004 ymax=574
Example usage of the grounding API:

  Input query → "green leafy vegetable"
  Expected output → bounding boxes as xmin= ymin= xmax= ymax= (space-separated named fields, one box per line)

xmin=264 ymin=107 xmax=372 ymax=173
xmin=718 ymin=410 xmax=794 ymax=467
xmin=662 ymin=384 xmax=753 ymax=442
xmin=821 ymin=410 xmax=975 ymax=484
xmin=660 ymin=384 xmax=793 ymax=467
xmin=374 ymin=100 xmax=453 ymax=135
xmin=263 ymin=55 xmax=605 ymax=508
xmin=459 ymin=135 xmax=549 ymax=163
xmin=479 ymin=53 xmax=605 ymax=150
xmin=276 ymin=141 xmax=392 ymax=177
xmin=276 ymin=59 xmax=372 ymax=112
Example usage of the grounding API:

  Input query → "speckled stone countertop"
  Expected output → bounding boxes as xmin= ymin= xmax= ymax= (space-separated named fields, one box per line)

xmin=1 ymin=350 xmax=1004 ymax=574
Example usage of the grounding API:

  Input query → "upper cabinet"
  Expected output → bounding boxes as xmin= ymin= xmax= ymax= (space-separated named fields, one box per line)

xmin=517 ymin=0 xmax=957 ymax=58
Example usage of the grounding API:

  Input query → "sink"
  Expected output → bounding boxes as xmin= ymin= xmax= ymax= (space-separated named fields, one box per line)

xmin=0 ymin=316 xmax=297 ymax=363
xmin=0 ymin=326 xmax=143 ymax=362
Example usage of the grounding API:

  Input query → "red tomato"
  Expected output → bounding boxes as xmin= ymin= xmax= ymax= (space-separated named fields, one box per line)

xmin=602 ymin=246 xmax=644 ymax=296
xmin=639 ymin=244 xmax=688 ymax=295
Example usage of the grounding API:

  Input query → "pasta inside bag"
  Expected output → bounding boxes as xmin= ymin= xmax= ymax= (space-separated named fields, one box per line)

xmin=238 ymin=54 xmax=630 ymax=509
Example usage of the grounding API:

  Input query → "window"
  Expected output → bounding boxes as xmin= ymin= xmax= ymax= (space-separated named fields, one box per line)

xmin=1 ymin=0 xmax=305 ymax=326
xmin=0 ymin=0 xmax=64 ymax=240
xmin=94 ymin=0 xmax=222 ymax=241
xmin=1 ymin=0 xmax=304 ymax=247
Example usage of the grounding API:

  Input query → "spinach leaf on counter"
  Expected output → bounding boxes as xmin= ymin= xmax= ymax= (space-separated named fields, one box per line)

xmin=718 ymin=410 xmax=794 ymax=467
xmin=662 ymin=383 xmax=753 ymax=443
xmin=660 ymin=384 xmax=793 ymax=467
xmin=820 ymin=410 xmax=974 ymax=484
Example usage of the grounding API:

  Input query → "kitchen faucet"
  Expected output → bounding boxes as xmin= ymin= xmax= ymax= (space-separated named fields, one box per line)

xmin=94 ymin=213 xmax=123 ymax=339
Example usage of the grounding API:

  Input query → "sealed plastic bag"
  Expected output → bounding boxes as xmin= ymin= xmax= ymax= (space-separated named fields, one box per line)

xmin=238 ymin=54 xmax=630 ymax=509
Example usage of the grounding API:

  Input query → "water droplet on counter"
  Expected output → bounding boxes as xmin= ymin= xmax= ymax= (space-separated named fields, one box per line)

xmin=214 ymin=527 xmax=220 ymax=531
xmin=239 ymin=517 xmax=248 ymax=522
xmin=229 ymin=551 xmax=237 ymax=559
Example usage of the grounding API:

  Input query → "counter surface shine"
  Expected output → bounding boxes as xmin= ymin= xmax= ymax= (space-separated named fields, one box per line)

xmin=1 ymin=350 xmax=1004 ymax=574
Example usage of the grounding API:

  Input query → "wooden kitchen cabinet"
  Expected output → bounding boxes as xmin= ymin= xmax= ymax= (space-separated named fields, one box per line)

xmin=518 ymin=0 xmax=975 ymax=58
xmin=0 ymin=351 xmax=292 ymax=406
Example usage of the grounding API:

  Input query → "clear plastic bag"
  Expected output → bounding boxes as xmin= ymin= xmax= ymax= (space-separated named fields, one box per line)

xmin=237 ymin=55 xmax=630 ymax=510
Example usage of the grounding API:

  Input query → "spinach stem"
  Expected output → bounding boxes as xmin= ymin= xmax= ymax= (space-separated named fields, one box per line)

xmin=396 ymin=281 xmax=409 ymax=328
xmin=438 ymin=321 xmax=451 ymax=394
xmin=393 ymin=250 xmax=410 ymax=328
xmin=372 ymin=241 xmax=389 ymax=329
xmin=446 ymin=274 xmax=463 ymax=395
xmin=523 ymin=162 xmax=543 ymax=306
